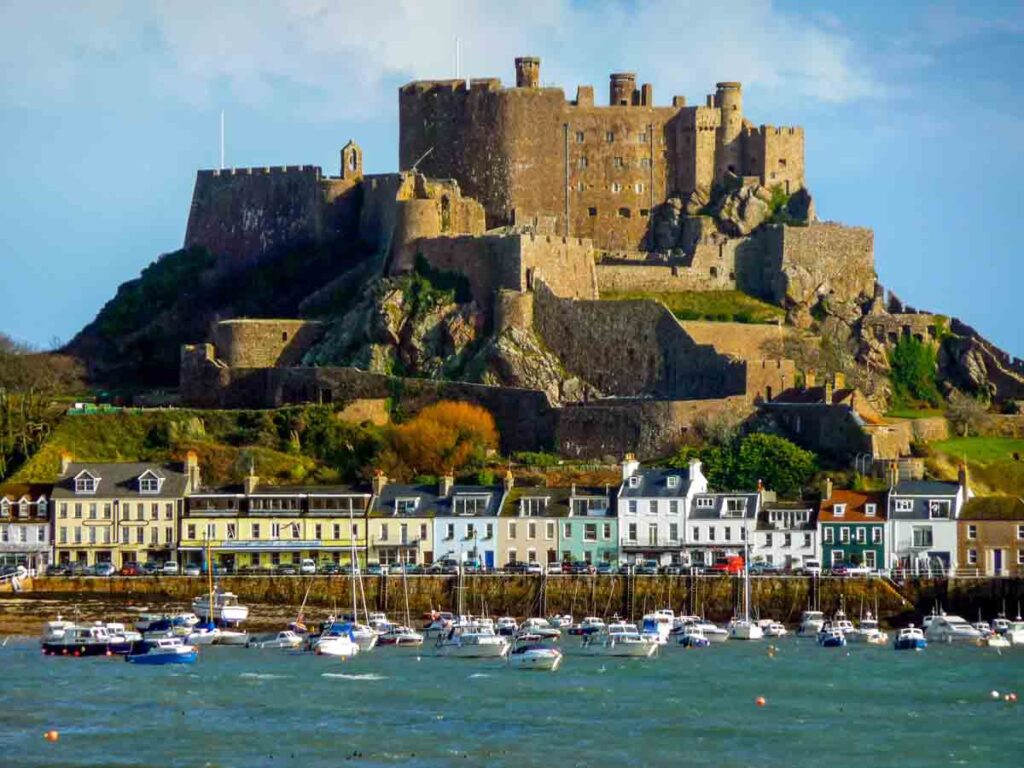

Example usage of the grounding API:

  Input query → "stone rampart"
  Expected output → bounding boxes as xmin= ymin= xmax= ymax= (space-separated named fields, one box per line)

xmin=680 ymin=321 xmax=788 ymax=359
xmin=212 ymin=319 xmax=326 ymax=368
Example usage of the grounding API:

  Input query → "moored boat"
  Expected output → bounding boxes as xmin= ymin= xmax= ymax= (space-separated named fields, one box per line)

xmin=495 ymin=617 xmax=519 ymax=636
xmin=847 ymin=612 xmax=888 ymax=645
xmin=797 ymin=610 xmax=826 ymax=637
xmin=582 ymin=622 xmax=658 ymax=658
xmin=192 ymin=588 xmax=249 ymax=624
xmin=435 ymin=622 xmax=510 ymax=658
xmin=759 ymin=619 xmax=788 ymax=638
xmin=247 ymin=630 xmax=303 ymax=649
xmin=818 ymin=627 xmax=847 ymax=647
xmin=925 ymin=614 xmax=982 ymax=644
xmin=508 ymin=642 xmax=563 ymax=671
xmin=894 ymin=625 xmax=927 ymax=651
xmin=312 ymin=623 xmax=360 ymax=658
xmin=520 ymin=618 xmax=561 ymax=641
xmin=42 ymin=625 xmax=115 ymax=657
xmin=377 ymin=625 xmax=424 ymax=647
xmin=126 ymin=638 xmax=197 ymax=665
xmin=678 ymin=626 xmax=711 ymax=648
xmin=568 ymin=616 xmax=606 ymax=636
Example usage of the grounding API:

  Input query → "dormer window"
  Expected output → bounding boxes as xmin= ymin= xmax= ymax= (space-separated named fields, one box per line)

xmin=928 ymin=500 xmax=951 ymax=519
xmin=74 ymin=471 xmax=99 ymax=495
xmin=454 ymin=495 xmax=489 ymax=516
xmin=723 ymin=498 xmax=747 ymax=518
xmin=18 ymin=500 xmax=29 ymax=518
xmin=865 ymin=503 xmax=876 ymax=517
xmin=696 ymin=497 xmax=715 ymax=509
xmin=37 ymin=498 xmax=47 ymax=518
xmin=666 ymin=476 xmax=679 ymax=489
xmin=395 ymin=498 xmax=419 ymax=515
xmin=0 ymin=499 xmax=8 ymax=517
xmin=895 ymin=500 xmax=913 ymax=513
xmin=628 ymin=476 xmax=640 ymax=489
xmin=521 ymin=497 xmax=549 ymax=517
xmin=138 ymin=471 xmax=162 ymax=494
xmin=834 ymin=504 xmax=846 ymax=518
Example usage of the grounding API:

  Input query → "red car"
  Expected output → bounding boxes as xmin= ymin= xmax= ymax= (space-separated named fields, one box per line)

xmin=120 ymin=562 xmax=141 ymax=576
xmin=708 ymin=556 xmax=745 ymax=575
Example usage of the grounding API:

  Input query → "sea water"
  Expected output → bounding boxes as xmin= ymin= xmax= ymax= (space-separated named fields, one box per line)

xmin=1 ymin=638 xmax=1022 ymax=767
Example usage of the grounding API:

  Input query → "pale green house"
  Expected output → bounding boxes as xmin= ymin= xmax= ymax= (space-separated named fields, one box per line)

xmin=558 ymin=486 xmax=618 ymax=565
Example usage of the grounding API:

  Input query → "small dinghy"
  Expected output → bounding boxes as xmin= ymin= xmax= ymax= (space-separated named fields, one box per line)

xmin=126 ymin=638 xmax=198 ymax=665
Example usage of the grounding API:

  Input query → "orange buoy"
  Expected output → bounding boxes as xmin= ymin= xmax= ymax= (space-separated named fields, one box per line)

xmin=43 ymin=730 xmax=59 ymax=742
xmin=755 ymin=696 xmax=767 ymax=707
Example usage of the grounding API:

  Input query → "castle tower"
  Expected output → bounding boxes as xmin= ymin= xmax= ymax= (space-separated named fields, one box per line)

xmin=514 ymin=56 xmax=540 ymax=88
xmin=609 ymin=72 xmax=637 ymax=106
xmin=340 ymin=140 xmax=363 ymax=181
xmin=714 ymin=82 xmax=743 ymax=181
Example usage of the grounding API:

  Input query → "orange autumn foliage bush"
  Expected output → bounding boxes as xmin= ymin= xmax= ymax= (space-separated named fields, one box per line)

xmin=386 ymin=401 xmax=499 ymax=478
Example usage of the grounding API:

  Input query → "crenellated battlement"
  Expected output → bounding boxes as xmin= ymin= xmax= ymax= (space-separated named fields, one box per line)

xmin=196 ymin=165 xmax=323 ymax=179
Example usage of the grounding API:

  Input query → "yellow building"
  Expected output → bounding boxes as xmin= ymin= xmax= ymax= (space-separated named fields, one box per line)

xmin=367 ymin=472 xmax=435 ymax=566
xmin=180 ymin=469 xmax=371 ymax=572
xmin=51 ymin=452 xmax=197 ymax=568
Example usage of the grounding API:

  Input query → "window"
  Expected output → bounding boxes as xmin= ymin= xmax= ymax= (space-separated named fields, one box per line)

xmin=856 ymin=528 xmax=866 ymax=544
xmin=804 ymin=533 xmax=812 ymax=548
xmin=612 ymin=157 xmax=624 ymax=169
xmin=724 ymin=526 xmax=732 ymax=541
xmin=628 ymin=500 xmax=638 ymax=514
xmin=139 ymin=475 xmax=160 ymax=494
xmin=1017 ymin=525 xmax=1024 ymax=540
xmin=634 ymin=182 xmax=645 ymax=194
xmin=332 ymin=523 xmax=340 ymax=540
xmin=103 ymin=503 xmax=111 ymax=519
xmin=546 ymin=522 xmax=555 ymax=540
xmin=1018 ymin=551 xmax=1024 ymax=566
xmin=74 ymin=527 xmax=82 ymax=544
xmin=119 ymin=527 xmax=128 ymax=544
xmin=895 ymin=500 xmax=913 ymax=513
xmin=150 ymin=503 xmax=159 ymax=520
xmin=833 ymin=504 xmax=846 ymax=518
xmin=395 ymin=498 xmax=418 ymax=515
xmin=783 ymin=533 xmax=792 ymax=547
xmin=967 ymin=549 xmax=977 ymax=565
xmin=59 ymin=503 xmax=67 ymax=519
xmin=149 ymin=527 xmax=158 ymax=545
xmin=528 ymin=522 xmax=536 ymax=540
xmin=88 ymin=527 xmax=97 ymax=544
xmin=666 ymin=476 xmax=679 ymax=489
xmin=575 ymin=130 xmax=584 ymax=143
xmin=270 ymin=523 xmax=281 ymax=538
xmin=605 ymin=131 xmax=614 ymax=142
xmin=75 ymin=474 xmax=97 ymax=494
xmin=692 ymin=527 xmax=700 ymax=542
xmin=628 ymin=523 xmax=637 ymax=541
xmin=445 ymin=523 xmax=455 ymax=540
xmin=136 ymin=528 xmax=144 ymax=545
xmin=871 ymin=528 xmax=881 ymax=544
xmin=380 ymin=524 xmax=389 ymax=542
xmin=648 ymin=500 xmax=658 ymax=516
xmin=225 ymin=524 xmax=236 ymax=541
xmin=207 ymin=523 xmax=216 ymax=539
xmin=765 ymin=532 xmax=773 ymax=547
xmin=588 ymin=207 xmax=597 ymax=217
xmin=724 ymin=498 xmax=747 ymax=517
xmin=454 ymin=495 xmax=489 ymax=515
xmin=584 ymin=523 xmax=597 ymax=541
xmin=314 ymin=524 xmax=322 ymax=540
xmin=648 ymin=523 xmax=658 ymax=544
xmin=823 ymin=528 xmax=834 ymax=544
xmin=928 ymin=500 xmax=951 ymax=519
xmin=485 ymin=523 xmax=493 ymax=540
xmin=708 ymin=527 xmax=716 ymax=542
xmin=137 ymin=504 xmax=144 ymax=521
xmin=508 ymin=549 xmax=517 ymax=564
xmin=669 ymin=500 xmax=679 ymax=515
xmin=577 ymin=156 xmax=589 ymax=170
xmin=669 ymin=523 xmax=678 ymax=542
xmin=576 ymin=181 xmax=586 ymax=192
xmin=252 ymin=523 xmax=261 ymax=539
xmin=88 ymin=503 xmax=97 ymax=520
xmin=840 ymin=528 xmax=850 ymax=544
xmin=610 ymin=182 xmax=622 ymax=194
xmin=696 ymin=497 xmax=714 ymax=509
xmin=187 ymin=524 xmax=196 ymax=540
xmin=74 ymin=503 xmax=82 ymax=519
xmin=617 ymin=207 xmax=631 ymax=218
xmin=831 ymin=550 xmax=844 ymax=566
xmin=521 ymin=497 xmax=548 ymax=516
xmin=467 ymin=523 xmax=476 ymax=540
xmin=640 ymin=158 xmax=652 ymax=169
xmin=165 ymin=503 xmax=173 ymax=520
xmin=967 ymin=524 xmax=978 ymax=540
xmin=912 ymin=526 xmax=933 ymax=548
xmin=603 ymin=523 xmax=611 ymax=540
xmin=865 ymin=503 xmax=877 ymax=517
xmin=508 ymin=522 xmax=517 ymax=539
xmin=59 ymin=527 xmax=67 ymax=544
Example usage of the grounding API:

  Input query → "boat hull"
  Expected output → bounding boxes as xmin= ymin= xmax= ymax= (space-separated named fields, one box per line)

xmin=314 ymin=637 xmax=360 ymax=658
xmin=583 ymin=641 xmax=657 ymax=658
xmin=126 ymin=649 xmax=197 ymax=665
xmin=678 ymin=635 xmax=710 ymax=648
xmin=894 ymin=638 xmax=927 ymax=650
xmin=509 ymin=651 xmax=562 ymax=671
xmin=42 ymin=641 xmax=111 ymax=657
xmin=435 ymin=642 xmax=509 ymax=658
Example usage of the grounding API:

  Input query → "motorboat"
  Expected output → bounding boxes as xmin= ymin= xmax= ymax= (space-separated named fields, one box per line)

xmin=192 ymin=588 xmax=249 ymax=624
xmin=377 ymin=625 xmax=424 ymax=647
xmin=312 ymin=624 xmax=360 ymax=658
xmin=894 ymin=626 xmax=927 ymax=650
xmin=520 ymin=618 xmax=561 ymax=641
xmin=349 ymin=622 xmax=379 ymax=652
xmin=640 ymin=611 xmax=673 ymax=645
xmin=972 ymin=621 xmax=994 ymax=638
xmin=104 ymin=622 xmax=143 ymax=643
xmin=758 ymin=619 xmax=788 ymax=638
xmin=247 ymin=630 xmax=304 ymax=649
xmin=1005 ymin=618 xmax=1024 ymax=645
xmin=126 ymin=638 xmax=197 ymax=665
xmin=171 ymin=613 xmax=200 ymax=629
xmin=42 ymin=625 xmax=115 ymax=657
xmin=797 ymin=610 xmax=826 ymax=637
xmin=547 ymin=614 xmax=573 ymax=629
xmin=134 ymin=613 xmax=166 ymax=632
xmin=495 ymin=617 xmax=519 ymax=637
xmin=215 ymin=628 xmax=249 ymax=646
xmin=818 ymin=627 xmax=847 ymax=647
xmin=422 ymin=611 xmax=455 ymax=635
xmin=186 ymin=622 xmax=220 ymax=646
xmin=40 ymin=615 xmax=75 ymax=644
xmin=568 ymin=617 xmax=606 ymax=636
xmin=508 ymin=643 xmax=563 ymax=671
xmin=847 ymin=612 xmax=888 ymax=645
xmin=435 ymin=622 xmax=510 ymax=658
xmin=728 ymin=618 xmax=764 ymax=641
xmin=678 ymin=626 xmax=711 ymax=648
xmin=670 ymin=615 xmax=702 ymax=635
xmin=991 ymin=615 xmax=1011 ymax=635
xmin=983 ymin=633 xmax=1011 ymax=649
xmin=925 ymin=614 xmax=983 ymax=644
xmin=830 ymin=609 xmax=855 ymax=636
xmin=367 ymin=612 xmax=391 ymax=635
xmin=582 ymin=622 xmax=658 ymax=658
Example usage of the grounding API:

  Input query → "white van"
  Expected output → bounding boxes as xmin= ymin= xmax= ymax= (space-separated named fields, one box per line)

xmin=300 ymin=558 xmax=317 ymax=575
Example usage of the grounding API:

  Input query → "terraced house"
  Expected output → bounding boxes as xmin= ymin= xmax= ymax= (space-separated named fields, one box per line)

xmin=51 ymin=452 xmax=196 ymax=567
xmin=685 ymin=491 xmax=760 ymax=567
xmin=180 ymin=465 xmax=371 ymax=572
xmin=752 ymin=496 xmax=817 ymax=570
xmin=368 ymin=473 xmax=436 ymax=566
xmin=500 ymin=481 xmax=564 ymax=567
xmin=818 ymin=487 xmax=886 ymax=571
xmin=887 ymin=470 xmax=968 ymax=576
xmin=559 ymin=485 xmax=618 ymax=566
xmin=957 ymin=496 xmax=1024 ymax=577
xmin=0 ymin=483 xmax=52 ymax=571
xmin=431 ymin=473 xmax=509 ymax=569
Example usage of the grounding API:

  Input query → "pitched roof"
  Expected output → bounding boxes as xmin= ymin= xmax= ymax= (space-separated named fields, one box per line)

xmin=689 ymin=492 xmax=761 ymax=520
xmin=191 ymin=483 xmax=369 ymax=497
xmin=819 ymin=490 xmax=887 ymax=523
xmin=619 ymin=468 xmax=692 ymax=499
xmin=51 ymin=462 xmax=187 ymax=499
xmin=960 ymin=496 xmax=1024 ymax=521
xmin=370 ymin=483 xmax=505 ymax=518
xmin=0 ymin=483 xmax=52 ymax=502
xmin=499 ymin=486 xmax=571 ymax=517
xmin=756 ymin=500 xmax=818 ymax=530
xmin=892 ymin=480 xmax=960 ymax=497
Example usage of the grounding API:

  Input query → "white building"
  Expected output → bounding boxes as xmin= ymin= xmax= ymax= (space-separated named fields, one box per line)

xmin=617 ymin=457 xmax=708 ymax=566
xmin=431 ymin=475 xmax=508 ymax=570
xmin=887 ymin=476 xmax=968 ymax=576
xmin=685 ymin=491 xmax=760 ymax=566
xmin=751 ymin=500 xmax=817 ymax=570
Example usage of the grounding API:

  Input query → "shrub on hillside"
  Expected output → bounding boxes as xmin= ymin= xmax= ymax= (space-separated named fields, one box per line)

xmin=670 ymin=432 xmax=817 ymax=495
xmin=385 ymin=401 xmax=498 ymax=478
xmin=889 ymin=337 xmax=941 ymax=407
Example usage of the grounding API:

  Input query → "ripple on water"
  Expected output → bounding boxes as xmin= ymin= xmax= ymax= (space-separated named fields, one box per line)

xmin=321 ymin=672 xmax=387 ymax=680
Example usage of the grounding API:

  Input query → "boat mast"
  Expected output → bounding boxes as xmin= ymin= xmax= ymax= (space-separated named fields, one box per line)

xmin=349 ymin=504 xmax=356 ymax=622
xmin=207 ymin=535 xmax=214 ymax=625
xmin=743 ymin=538 xmax=751 ymax=623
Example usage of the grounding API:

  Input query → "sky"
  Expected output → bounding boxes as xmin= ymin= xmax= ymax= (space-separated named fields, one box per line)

xmin=1 ymin=0 xmax=1022 ymax=355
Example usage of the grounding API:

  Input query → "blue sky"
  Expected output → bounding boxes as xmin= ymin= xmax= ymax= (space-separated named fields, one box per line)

xmin=1 ymin=1 xmax=1022 ymax=355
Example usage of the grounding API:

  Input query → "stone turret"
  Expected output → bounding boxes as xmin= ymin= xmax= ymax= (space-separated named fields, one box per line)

xmin=515 ymin=56 xmax=540 ymax=88
xmin=609 ymin=72 xmax=637 ymax=106
xmin=715 ymin=82 xmax=743 ymax=180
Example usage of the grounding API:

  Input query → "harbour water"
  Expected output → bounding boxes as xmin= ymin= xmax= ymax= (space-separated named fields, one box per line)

xmin=1 ymin=638 xmax=1022 ymax=767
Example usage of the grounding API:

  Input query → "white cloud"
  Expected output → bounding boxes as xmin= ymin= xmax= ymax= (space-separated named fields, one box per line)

xmin=0 ymin=0 xmax=880 ymax=117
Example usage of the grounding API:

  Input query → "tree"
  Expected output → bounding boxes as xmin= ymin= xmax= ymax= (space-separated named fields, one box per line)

xmin=889 ymin=336 xmax=941 ymax=407
xmin=386 ymin=401 xmax=498 ymax=478
xmin=669 ymin=432 xmax=817 ymax=495
xmin=946 ymin=390 xmax=989 ymax=437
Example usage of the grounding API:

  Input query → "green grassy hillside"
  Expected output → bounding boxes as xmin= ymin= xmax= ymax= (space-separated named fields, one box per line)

xmin=601 ymin=290 xmax=785 ymax=324
xmin=928 ymin=436 xmax=1024 ymax=496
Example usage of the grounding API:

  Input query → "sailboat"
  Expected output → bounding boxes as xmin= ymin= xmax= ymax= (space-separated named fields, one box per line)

xmin=435 ymin=563 xmax=509 ymax=658
xmin=378 ymin=555 xmax=424 ymax=647
xmin=188 ymin=537 xmax=223 ymax=646
xmin=728 ymin=540 xmax=763 ymax=640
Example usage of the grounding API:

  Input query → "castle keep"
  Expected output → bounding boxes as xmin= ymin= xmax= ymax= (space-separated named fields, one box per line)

xmin=400 ymin=58 xmax=804 ymax=251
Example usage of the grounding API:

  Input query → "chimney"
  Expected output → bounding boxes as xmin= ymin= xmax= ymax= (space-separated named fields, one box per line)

xmin=823 ymin=476 xmax=833 ymax=501
xmin=804 ymin=371 xmax=816 ymax=389
xmin=621 ymin=452 xmax=640 ymax=481
xmin=688 ymin=458 xmax=704 ymax=483
xmin=887 ymin=461 xmax=899 ymax=489
xmin=185 ymin=450 xmax=201 ymax=492
xmin=243 ymin=459 xmax=259 ymax=496
xmin=439 ymin=470 xmax=455 ymax=498
xmin=514 ymin=56 xmax=540 ymax=88
xmin=371 ymin=469 xmax=387 ymax=497
xmin=824 ymin=378 xmax=834 ymax=404
xmin=958 ymin=462 xmax=969 ymax=495
xmin=503 ymin=469 xmax=515 ymax=492
xmin=640 ymin=83 xmax=653 ymax=106
xmin=833 ymin=372 xmax=846 ymax=390
xmin=59 ymin=451 xmax=73 ymax=475
xmin=575 ymin=85 xmax=594 ymax=107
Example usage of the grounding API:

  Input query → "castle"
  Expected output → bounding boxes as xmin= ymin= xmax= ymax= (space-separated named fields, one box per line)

xmin=400 ymin=58 xmax=804 ymax=251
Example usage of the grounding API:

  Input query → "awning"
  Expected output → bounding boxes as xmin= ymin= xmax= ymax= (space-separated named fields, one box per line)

xmin=178 ymin=540 xmax=367 ymax=552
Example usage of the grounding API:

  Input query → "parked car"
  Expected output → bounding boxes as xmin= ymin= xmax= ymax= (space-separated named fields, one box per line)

xmin=141 ymin=561 xmax=161 ymax=576
xmin=832 ymin=564 xmax=871 ymax=577
xmin=546 ymin=562 xmax=563 ymax=575
xmin=388 ymin=563 xmax=406 ymax=575
xmin=183 ymin=563 xmax=202 ymax=577
xmin=338 ymin=564 xmax=359 ymax=576
xmin=300 ymin=558 xmax=317 ymax=575
xmin=276 ymin=563 xmax=299 ymax=576
xmin=46 ymin=564 xmax=71 ymax=577
xmin=162 ymin=561 xmax=179 ymax=576
xmin=525 ymin=562 xmax=544 ymax=575
xmin=120 ymin=562 xmax=142 ymax=577
xmin=93 ymin=562 xmax=117 ymax=577
xmin=365 ymin=563 xmax=384 ymax=576
xmin=795 ymin=559 xmax=822 ymax=577
xmin=319 ymin=562 xmax=340 ymax=576
xmin=503 ymin=560 xmax=528 ymax=574
xmin=570 ymin=561 xmax=596 ymax=575
xmin=69 ymin=562 xmax=91 ymax=577
xmin=659 ymin=564 xmax=683 ymax=576
xmin=238 ymin=564 xmax=266 ymax=576
xmin=634 ymin=560 xmax=659 ymax=575
xmin=708 ymin=556 xmax=745 ymax=575
xmin=617 ymin=563 xmax=634 ymax=575
xmin=749 ymin=562 xmax=780 ymax=575
xmin=405 ymin=564 xmax=425 ymax=575
xmin=595 ymin=562 xmax=615 ymax=575
xmin=462 ymin=560 xmax=486 ymax=574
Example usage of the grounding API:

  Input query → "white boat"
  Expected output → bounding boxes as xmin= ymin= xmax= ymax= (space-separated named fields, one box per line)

xmin=729 ymin=541 xmax=762 ymax=641
xmin=830 ymin=609 xmax=855 ymax=636
xmin=508 ymin=642 xmax=563 ymax=671
xmin=1006 ymin=618 xmax=1024 ymax=645
xmin=582 ymin=622 xmax=658 ymax=658
xmin=247 ymin=630 xmax=303 ymax=649
xmin=640 ymin=610 xmax=674 ymax=645
xmin=848 ymin=612 xmax=889 ymax=645
xmin=520 ymin=618 xmax=561 ymax=640
xmin=925 ymin=614 xmax=983 ymax=644
xmin=192 ymin=588 xmax=249 ymax=624
xmin=984 ymin=633 xmax=1011 ymax=649
xmin=797 ymin=610 xmax=826 ymax=636
xmin=435 ymin=622 xmax=510 ymax=658
xmin=378 ymin=625 xmax=424 ymax=647
xmin=186 ymin=625 xmax=221 ymax=646
xmin=125 ymin=637 xmax=198 ymax=665
xmin=495 ymin=617 xmax=519 ymax=636
xmin=547 ymin=614 xmax=573 ymax=629
xmin=214 ymin=629 xmax=249 ymax=646
xmin=41 ymin=615 xmax=75 ymax=644
xmin=367 ymin=612 xmax=391 ymax=635
xmin=991 ymin=616 xmax=1011 ymax=635
xmin=761 ymin=621 xmax=788 ymax=638
xmin=134 ymin=613 xmax=166 ymax=632
xmin=313 ymin=625 xmax=360 ymax=658
xmin=422 ymin=611 xmax=455 ymax=635
xmin=671 ymin=615 xmax=702 ymax=635
xmin=569 ymin=616 xmax=607 ymax=637
xmin=693 ymin=619 xmax=729 ymax=643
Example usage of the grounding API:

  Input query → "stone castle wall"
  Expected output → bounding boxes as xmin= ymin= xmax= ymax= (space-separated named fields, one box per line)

xmin=680 ymin=320 xmax=788 ymax=359
xmin=212 ymin=319 xmax=326 ymax=368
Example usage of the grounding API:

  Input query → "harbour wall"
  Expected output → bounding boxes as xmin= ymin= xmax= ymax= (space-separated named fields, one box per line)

xmin=17 ymin=576 xmax=1024 ymax=627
